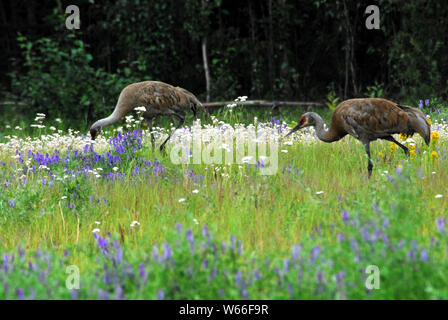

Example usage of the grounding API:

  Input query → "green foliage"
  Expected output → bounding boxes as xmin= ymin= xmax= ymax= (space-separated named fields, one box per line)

xmin=365 ymin=82 xmax=385 ymax=98
xmin=325 ymin=91 xmax=340 ymax=111
xmin=9 ymin=32 xmax=138 ymax=127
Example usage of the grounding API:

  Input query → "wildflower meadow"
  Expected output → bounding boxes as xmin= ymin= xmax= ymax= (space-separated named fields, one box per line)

xmin=0 ymin=101 xmax=447 ymax=300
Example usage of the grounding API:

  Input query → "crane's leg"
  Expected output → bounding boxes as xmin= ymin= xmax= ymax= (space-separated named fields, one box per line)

xmin=363 ymin=142 xmax=373 ymax=178
xmin=146 ymin=117 xmax=155 ymax=152
xmin=383 ymin=136 xmax=409 ymax=156
xmin=159 ymin=114 xmax=185 ymax=152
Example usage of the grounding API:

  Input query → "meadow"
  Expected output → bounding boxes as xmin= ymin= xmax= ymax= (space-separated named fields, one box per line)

xmin=0 ymin=102 xmax=447 ymax=299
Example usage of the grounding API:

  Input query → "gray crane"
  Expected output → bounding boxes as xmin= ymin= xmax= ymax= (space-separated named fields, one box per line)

xmin=90 ymin=81 xmax=209 ymax=151
xmin=285 ymin=98 xmax=431 ymax=177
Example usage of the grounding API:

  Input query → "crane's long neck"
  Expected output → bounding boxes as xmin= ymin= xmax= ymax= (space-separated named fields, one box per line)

xmin=90 ymin=104 xmax=123 ymax=131
xmin=313 ymin=114 xmax=340 ymax=143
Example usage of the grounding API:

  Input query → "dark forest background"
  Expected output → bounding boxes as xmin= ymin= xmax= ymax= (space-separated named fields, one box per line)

xmin=1 ymin=0 xmax=447 ymax=127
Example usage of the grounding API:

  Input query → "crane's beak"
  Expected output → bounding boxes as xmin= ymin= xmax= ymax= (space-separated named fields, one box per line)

xmin=284 ymin=123 xmax=302 ymax=138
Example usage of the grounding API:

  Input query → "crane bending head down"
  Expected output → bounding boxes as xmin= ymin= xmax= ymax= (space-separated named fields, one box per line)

xmin=89 ymin=81 xmax=210 ymax=151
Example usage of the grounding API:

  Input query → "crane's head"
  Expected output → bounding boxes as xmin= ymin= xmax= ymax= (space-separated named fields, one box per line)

xmin=177 ymin=86 xmax=211 ymax=122
xmin=284 ymin=113 xmax=315 ymax=138
xmin=89 ymin=124 xmax=102 ymax=140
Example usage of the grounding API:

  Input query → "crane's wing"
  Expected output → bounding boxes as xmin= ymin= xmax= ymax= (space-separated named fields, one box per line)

xmin=335 ymin=98 xmax=413 ymax=140
xmin=137 ymin=81 xmax=181 ymax=108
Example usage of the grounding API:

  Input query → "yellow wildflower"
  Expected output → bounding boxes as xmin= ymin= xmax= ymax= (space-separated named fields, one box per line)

xmin=431 ymin=151 xmax=438 ymax=160
xmin=389 ymin=142 xmax=397 ymax=152
xmin=410 ymin=149 xmax=416 ymax=160
xmin=378 ymin=152 xmax=384 ymax=159
xmin=431 ymin=131 xmax=440 ymax=142
xmin=409 ymin=144 xmax=416 ymax=151
xmin=399 ymin=133 xmax=408 ymax=141
xmin=427 ymin=117 xmax=432 ymax=125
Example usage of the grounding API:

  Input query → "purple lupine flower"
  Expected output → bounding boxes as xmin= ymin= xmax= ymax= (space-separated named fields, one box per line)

xmin=241 ymin=288 xmax=249 ymax=299
xmin=292 ymin=245 xmax=300 ymax=260
xmin=175 ymin=223 xmax=182 ymax=234
xmin=235 ymin=270 xmax=242 ymax=286
xmin=316 ymin=271 xmax=323 ymax=282
xmin=186 ymin=229 xmax=194 ymax=245
xmin=283 ymin=259 xmax=290 ymax=272
xmin=372 ymin=201 xmax=381 ymax=214
xmin=71 ymin=289 xmax=79 ymax=300
xmin=310 ymin=245 xmax=321 ymax=264
xmin=230 ymin=235 xmax=236 ymax=251
xmin=334 ymin=270 xmax=346 ymax=284
xmin=337 ymin=233 xmax=345 ymax=242
xmin=18 ymin=246 xmax=25 ymax=259
xmin=9 ymin=199 xmax=16 ymax=208
xmin=349 ymin=238 xmax=359 ymax=252
xmin=221 ymin=241 xmax=227 ymax=254
xmin=370 ymin=229 xmax=381 ymax=244
xmin=436 ymin=218 xmax=446 ymax=233
xmin=407 ymin=249 xmax=416 ymax=261
xmin=361 ymin=228 xmax=369 ymax=241
xmin=425 ymin=99 xmax=429 ymax=106
xmin=382 ymin=218 xmax=389 ymax=228
xmin=202 ymin=224 xmax=209 ymax=237
xmin=418 ymin=100 xmax=423 ymax=109
xmin=162 ymin=242 xmax=171 ymax=260
xmin=420 ymin=249 xmax=428 ymax=262
xmin=115 ymin=246 xmax=123 ymax=264
xmin=157 ymin=289 xmax=165 ymax=300
xmin=98 ymin=289 xmax=109 ymax=300
xmin=16 ymin=288 xmax=25 ymax=300
xmin=237 ymin=241 xmax=242 ymax=255
xmin=114 ymin=285 xmax=124 ymax=300
xmin=2 ymin=254 xmax=10 ymax=273
xmin=202 ymin=259 xmax=209 ymax=269
xmin=253 ymin=269 xmax=262 ymax=280
xmin=341 ymin=210 xmax=349 ymax=223
xmin=152 ymin=245 xmax=159 ymax=261
xmin=94 ymin=233 xmax=108 ymax=250
xmin=210 ymin=267 xmax=217 ymax=280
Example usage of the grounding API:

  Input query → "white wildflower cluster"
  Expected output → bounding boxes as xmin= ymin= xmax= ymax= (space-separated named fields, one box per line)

xmin=0 ymin=129 xmax=110 ymax=156
xmin=430 ymin=120 xmax=448 ymax=141
xmin=166 ymin=120 xmax=282 ymax=160
xmin=30 ymin=112 xmax=46 ymax=129
xmin=226 ymin=95 xmax=248 ymax=109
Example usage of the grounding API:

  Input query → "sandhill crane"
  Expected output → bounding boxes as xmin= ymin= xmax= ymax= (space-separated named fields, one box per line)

xmin=285 ymin=98 xmax=431 ymax=177
xmin=89 ymin=81 xmax=209 ymax=151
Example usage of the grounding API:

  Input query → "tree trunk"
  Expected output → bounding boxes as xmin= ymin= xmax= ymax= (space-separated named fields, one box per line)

xmin=202 ymin=36 xmax=211 ymax=102
xmin=248 ymin=1 xmax=260 ymax=97
xmin=267 ymin=0 xmax=275 ymax=91
xmin=342 ymin=0 xmax=358 ymax=96
xmin=201 ymin=0 xmax=211 ymax=102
